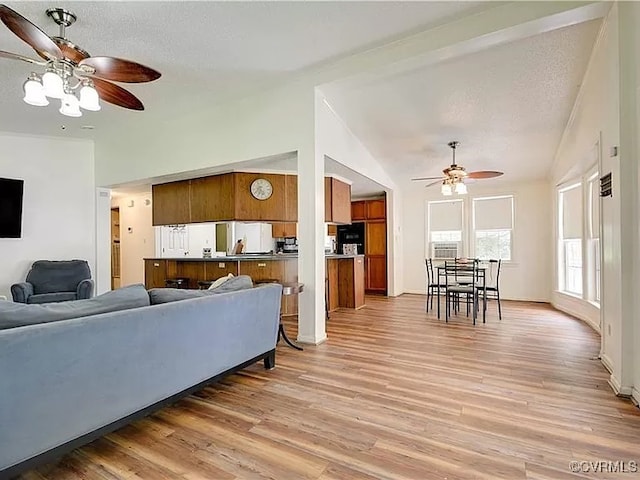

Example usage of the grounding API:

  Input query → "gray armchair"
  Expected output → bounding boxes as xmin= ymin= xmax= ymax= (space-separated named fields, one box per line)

xmin=11 ymin=260 xmax=94 ymax=304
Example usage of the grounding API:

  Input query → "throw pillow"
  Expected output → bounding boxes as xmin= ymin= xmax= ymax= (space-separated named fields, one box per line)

xmin=208 ymin=273 xmax=234 ymax=290
xmin=148 ymin=275 xmax=254 ymax=305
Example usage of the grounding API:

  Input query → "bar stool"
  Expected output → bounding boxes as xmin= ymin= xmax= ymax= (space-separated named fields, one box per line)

xmin=165 ymin=277 xmax=189 ymax=289
xmin=255 ymin=279 xmax=303 ymax=351
xmin=197 ymin=280 xmax=213 ymax=290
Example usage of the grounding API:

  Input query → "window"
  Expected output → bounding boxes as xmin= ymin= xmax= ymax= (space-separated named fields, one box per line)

xmin=559 ymin=183 xmax=583 ymax=295
xmin=472 ymin=195 xmax=514 ymax=261
xmin=427 ymin=200 xmax=463 ymax=257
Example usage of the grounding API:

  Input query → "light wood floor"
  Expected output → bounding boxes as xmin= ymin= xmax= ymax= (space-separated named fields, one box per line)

xmin=21 ymin=295 xmax=640 ymax=480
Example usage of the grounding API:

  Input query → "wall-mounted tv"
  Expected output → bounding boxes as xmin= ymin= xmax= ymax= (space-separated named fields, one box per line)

xmin=0 ymin=177 xmax=24 ymax=238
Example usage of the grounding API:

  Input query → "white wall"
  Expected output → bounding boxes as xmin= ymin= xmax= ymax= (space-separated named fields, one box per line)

xmin=550 ymin=7 xmax=626 ymax=389
xmin=111 ymin=194 xmax=154 ymax=287
xmin=315 ymin=93 xmax=403 ymax=296
xmin=402 ymin=179 xmax=551 ymax=302
xmin=0 ymin=133 xmax=95 ymax=299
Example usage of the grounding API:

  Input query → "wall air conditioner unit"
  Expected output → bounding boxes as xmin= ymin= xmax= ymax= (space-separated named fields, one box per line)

xmin=431 ymin=242 xmax=460 ymax=260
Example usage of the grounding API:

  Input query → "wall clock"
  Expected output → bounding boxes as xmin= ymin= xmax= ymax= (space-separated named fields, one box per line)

xmin=250 ymin=178 xmax=273 ymax=200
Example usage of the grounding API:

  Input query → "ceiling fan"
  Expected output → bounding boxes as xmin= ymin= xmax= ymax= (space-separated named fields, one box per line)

xmin=0 ymin=4 xmax=161 ymax=113
xmin=412 ymin=141 xmax=503 ymax=195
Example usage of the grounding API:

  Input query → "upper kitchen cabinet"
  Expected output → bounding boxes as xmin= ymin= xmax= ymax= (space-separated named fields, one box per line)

xmin=325 ymin=177 xmax=352 ymax=224
xmin=284 ymin=175 xmax=297 ymax=221
xmin=190 ymin=174 xmax=235 ymax=222
xmin=152 ymin=180 xmax=191 ymax=225
xmin=234 ymin=173 xmax=287 ymax=221
xmin=351 ymin=201 xmax=366 ymax=221
xmin=366 ymin=199 xmax=386 ymax=220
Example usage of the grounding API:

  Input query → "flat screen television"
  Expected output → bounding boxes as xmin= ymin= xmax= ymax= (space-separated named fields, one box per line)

xmin=0 ymin=177 xmax=24 ymax=238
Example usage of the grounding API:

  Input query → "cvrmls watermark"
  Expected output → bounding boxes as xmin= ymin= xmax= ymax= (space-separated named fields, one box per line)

xmin=570 ymin=460 xmax=638 ymax=474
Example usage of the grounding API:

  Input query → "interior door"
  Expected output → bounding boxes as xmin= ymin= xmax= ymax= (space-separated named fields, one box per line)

xmin=161 ymin=225 xmax=189 ymax=257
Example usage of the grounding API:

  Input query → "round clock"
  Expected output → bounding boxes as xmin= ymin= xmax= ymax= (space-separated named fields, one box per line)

xmin=250 ymin=178 xmax=273 ymax=200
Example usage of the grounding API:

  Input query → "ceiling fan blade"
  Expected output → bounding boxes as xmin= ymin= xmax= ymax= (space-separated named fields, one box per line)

xmin=0 ymin=49 xmax=46 ymax=65
xmin=411 ymin=176 xmax=445 ymax=181
xmin=467 ymin=170 xmax=504 ymax=179
xmin=0 ymin=4 xmax=62 ymax=60
xmin=91 ymin=77 xmax=144 ymax=111
xmin=425 ymin=180 xmax=443 ymax=188
xmin=80 ymin=56 xmax=161 ymax=83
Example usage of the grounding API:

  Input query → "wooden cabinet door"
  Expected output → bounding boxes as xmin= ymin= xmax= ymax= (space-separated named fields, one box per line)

xmin=331 ymin=178 xmax=352 ymax=224
xmin=234 ymin=173 xmax=286 ymax=221
xmin=366 ymin=256 xmax=387 ymax=293
xmin=351 ymin=201 xmax=366 ymax=221
xmin=366 ymin=198 xmax=386 ymax=220
xmin=272 ymin=223 xmax=296 ymax=238
xmin=326 ymin=258 xmax=339 ymax=312
xmin=238 ymin=260 xmax=285 ymax=283
xmin=204 ymin=261 xmax=239 ymax=280
xmin=190 ymin=174 xmax=235 ymax=222
xmin=285 ymin=175 xmax=298 ymax=221
xmin=324 ymin=177 xmax=333 ymax=222
xmin=152 ymin=181 xmax=191 ymax=226
xmin=144 ymin=260 xmax=167 ymax=289
xmin=366 ymin=220 xmax=386 ymax=256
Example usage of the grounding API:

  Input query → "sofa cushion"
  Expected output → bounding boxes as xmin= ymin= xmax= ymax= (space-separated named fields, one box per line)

xmin=148 ymin=275 xmax=254 ymax=305
xmin=28 ymin=292 xmax=77 ymax=304
xmin=0 ymin=284 xmax=150 ymax=330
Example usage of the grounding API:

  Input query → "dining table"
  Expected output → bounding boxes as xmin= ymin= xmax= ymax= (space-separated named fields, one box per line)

xmin=435 ymin=262 xmax=488 ymax=323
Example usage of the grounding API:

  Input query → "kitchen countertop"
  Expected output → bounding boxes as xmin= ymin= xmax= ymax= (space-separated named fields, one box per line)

xmin=145 ymin=253 xmax=364 ymax=261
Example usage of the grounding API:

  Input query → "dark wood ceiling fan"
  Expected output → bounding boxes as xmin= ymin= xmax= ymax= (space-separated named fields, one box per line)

xmin=0 ymin=4 xmax=160 ymax=110
xmin=411 ymin=141 xmax=504 ymax=187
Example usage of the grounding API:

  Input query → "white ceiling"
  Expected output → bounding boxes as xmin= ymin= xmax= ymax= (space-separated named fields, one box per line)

xmin=0 ymin=1 xmax=484 ymax=138
xmin=321 ymin=18 xmax=602 ymax=185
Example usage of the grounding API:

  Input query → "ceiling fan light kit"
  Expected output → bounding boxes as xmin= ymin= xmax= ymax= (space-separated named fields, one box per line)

xmin=412 ymin=141 xmax=504 ymax=196
xmin=0 ymin=4 xmax=161 ymax=117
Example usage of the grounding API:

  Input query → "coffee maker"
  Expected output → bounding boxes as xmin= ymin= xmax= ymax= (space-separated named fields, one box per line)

xmin=276 ymin=237 xmax=298 ymax=253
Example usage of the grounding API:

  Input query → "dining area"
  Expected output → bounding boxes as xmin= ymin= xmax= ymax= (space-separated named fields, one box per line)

xmin=425 ymin=258 xmax=503 ymax=324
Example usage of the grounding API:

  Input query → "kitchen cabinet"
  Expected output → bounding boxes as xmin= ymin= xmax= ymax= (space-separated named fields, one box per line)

xmin=190 ymin=174 xmax=235 ymax=222
xmin=326 ymin=258 xmax=340 ymax=312
xmin=366 ymin=256 xmax=387 ymax=293
xmin=366 ymin=220 xmax=386 ymax=256
xmin=366 ymin=199 xmax=386 ymax=220
xmin=144 ymin=259 xmax=167 ymax=289
xmin=272 ymin=222 xmax=297 ymax=238
xmin=153 ymin=172 xmax=350 ymax=225
xmin=152 ymin=181 xmax=191 ymax=225
xmin=204 ymin=261 xmax=238 ymax=280
xmin=351 ymin=195 xmax=387 ymax=294
xmin=285 ymin=175 xmax=297 ymax=221
xmin=351 ymin=201 xmax=366 ymax=221
xmin=338 ymin=256 xmax=365 ymax=308
xmin=325 ymin=177 xmax=352 ymax=224
xmin=234 ymin=173 xmax=287 ymax=222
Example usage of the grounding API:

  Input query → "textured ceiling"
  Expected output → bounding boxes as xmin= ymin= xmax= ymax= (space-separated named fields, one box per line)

xmin=0 ymin=1 xmax=483 ymax=138
xmin=322 ymin=19 xmax=602 ymax=184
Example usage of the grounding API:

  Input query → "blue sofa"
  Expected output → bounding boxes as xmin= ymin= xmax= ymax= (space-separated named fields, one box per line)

xmin=0 ymin=281 xmax=282 ymax=477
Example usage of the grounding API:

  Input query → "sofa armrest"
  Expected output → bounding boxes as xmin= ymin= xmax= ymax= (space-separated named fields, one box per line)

xmin=11 ymin=283 xmax=34 ymax=303
xmin=76 ymin=279 xmax=94 ymax=300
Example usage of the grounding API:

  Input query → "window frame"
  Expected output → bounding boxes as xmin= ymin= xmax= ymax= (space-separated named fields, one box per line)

xmin=425 ymin=199 xmax=465 ymax=258
xmin=557 ymin=181 xmax=584 ymax=297
xmin=471 ymin=194 xmax=515 ymax=262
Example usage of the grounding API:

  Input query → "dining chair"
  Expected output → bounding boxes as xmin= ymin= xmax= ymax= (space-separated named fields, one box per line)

xmin=425 ymin=258 xmax=446 ymax=312
xmin=444 ymin=260 xmax=480 ymax=324
xmin=479 ymin=259 xmax=502 ymax=320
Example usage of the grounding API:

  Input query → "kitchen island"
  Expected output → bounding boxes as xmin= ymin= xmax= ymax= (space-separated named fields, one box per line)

xmin=144 ymin=254 xmax=365 ymax=314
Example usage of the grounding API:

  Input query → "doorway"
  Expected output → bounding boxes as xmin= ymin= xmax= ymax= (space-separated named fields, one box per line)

xmin=111 ymin=208 xmax=121 ymax=289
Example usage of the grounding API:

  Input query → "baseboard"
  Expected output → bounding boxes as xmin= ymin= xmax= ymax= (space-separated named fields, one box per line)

xmin=298 ymin=334 xmax=327 ymax=345
xmin=601 ymin=353 xmax=614 ymax=374
xmin=551 ymin=293 xmax=600 ymax=333
xmin=632 ymin=387 xmax=640 ymax=407
xmin=608 ymin=373 xmax=633 ymax=397
xmin=1 ymin=349 xmax=276 ymax=479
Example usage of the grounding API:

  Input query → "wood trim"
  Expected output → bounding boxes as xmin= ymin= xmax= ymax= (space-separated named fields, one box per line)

xmin=2 ymin=349 xmax=276 ymax=479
